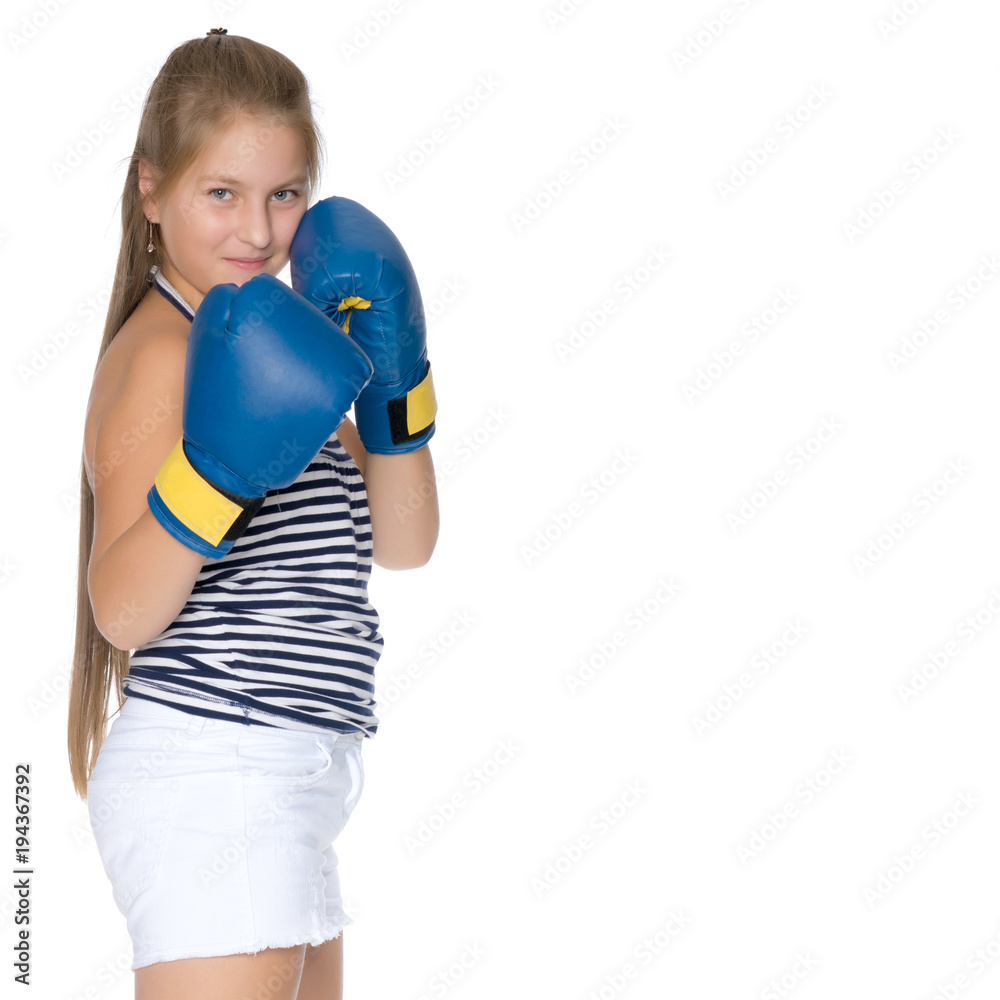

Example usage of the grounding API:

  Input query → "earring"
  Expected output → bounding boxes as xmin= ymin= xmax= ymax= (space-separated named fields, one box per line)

xmin=146 ymin=215 xmax=155 ymax=253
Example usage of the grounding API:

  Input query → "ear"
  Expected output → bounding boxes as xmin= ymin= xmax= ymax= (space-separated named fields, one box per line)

xmin=138 ymin=158 xmax=160 ymax=222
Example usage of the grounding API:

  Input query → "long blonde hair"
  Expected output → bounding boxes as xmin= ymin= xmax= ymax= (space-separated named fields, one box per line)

xmin=67 ymin=30 xmax=324 ymax=800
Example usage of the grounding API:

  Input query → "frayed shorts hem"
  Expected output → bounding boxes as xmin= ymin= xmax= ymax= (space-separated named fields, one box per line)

xmin=131 ymin=914 xmax=353 ymax=971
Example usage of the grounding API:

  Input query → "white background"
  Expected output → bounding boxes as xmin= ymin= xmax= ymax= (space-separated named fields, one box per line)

xmin=3 ymin=0 xmax=1000 ymax=997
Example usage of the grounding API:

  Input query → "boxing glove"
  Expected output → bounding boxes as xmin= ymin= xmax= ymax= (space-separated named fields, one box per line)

xmin=289 ymin=196 xmax=436 ymax=455
xmin=147 ymin=272 xmax=373 ymax=558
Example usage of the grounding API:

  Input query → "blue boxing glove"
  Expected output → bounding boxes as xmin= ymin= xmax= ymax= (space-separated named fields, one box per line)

xmin=147 ymin=272 xmax=373 ymax=558
xmin=289 ymin=196 xmax=436 ymax=454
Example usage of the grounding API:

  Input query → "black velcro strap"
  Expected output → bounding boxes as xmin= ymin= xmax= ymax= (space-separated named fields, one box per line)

xmin=387 ymin=359 xmax=436 ymax=446
xmin=221 ymin=494 xmax=266 ymax=541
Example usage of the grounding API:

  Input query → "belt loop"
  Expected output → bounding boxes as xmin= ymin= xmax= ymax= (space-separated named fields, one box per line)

xmin=186 ymin=715 xmax=208 ymax=736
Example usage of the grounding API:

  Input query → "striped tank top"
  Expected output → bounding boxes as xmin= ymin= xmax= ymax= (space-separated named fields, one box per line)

xmin=122 ymin=267 xmax=382 ymax=737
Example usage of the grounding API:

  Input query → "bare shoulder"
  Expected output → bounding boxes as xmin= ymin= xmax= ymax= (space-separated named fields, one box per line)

xmin=83 ymin=289 xmax=189 ymax=491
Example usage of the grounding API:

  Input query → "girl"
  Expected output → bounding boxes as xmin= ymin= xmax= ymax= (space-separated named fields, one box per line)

xmin=68 ymin=28 xmax=438 ymax=1000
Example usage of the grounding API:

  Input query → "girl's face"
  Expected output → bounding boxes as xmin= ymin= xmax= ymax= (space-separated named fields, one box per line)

xmin=142 ymin=116 xmax=310 ymax=312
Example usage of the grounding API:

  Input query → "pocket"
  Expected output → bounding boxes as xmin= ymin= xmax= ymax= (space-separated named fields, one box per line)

xmin=236 ymin=731 xmax=334 ymax=786
xmin=87 ymin=778 xmax=180 ymax=914
xmin=340 ymin=742 xmax=365 ymax=826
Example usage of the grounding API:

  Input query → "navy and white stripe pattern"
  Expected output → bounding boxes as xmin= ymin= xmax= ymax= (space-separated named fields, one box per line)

xmin=148 ymin=265 xmax=192 ymax=319
xmin=123 ymin=268 xmax=382 ymax=737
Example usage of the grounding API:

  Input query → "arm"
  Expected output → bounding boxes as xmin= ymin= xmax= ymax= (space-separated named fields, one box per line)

xmin=86 ymin=334 xmax=205 ymax=650
xmin=337 ymin=416 xmax=439 ymax=569
xmin=290 ymin=198 xmax=442 ymax=570
xmin=89 ymin=279 xmax=375 ymax=649
xmin=367 ymin=448 xmax=438 ymax=569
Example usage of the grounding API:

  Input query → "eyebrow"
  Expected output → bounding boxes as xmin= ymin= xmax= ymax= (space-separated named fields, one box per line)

xmin=197 ymin=174 xmax=308 ymax=187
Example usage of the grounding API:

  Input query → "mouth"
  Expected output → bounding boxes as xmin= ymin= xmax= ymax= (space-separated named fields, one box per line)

xmin=225 ymin=257 xmax=270 ymax=271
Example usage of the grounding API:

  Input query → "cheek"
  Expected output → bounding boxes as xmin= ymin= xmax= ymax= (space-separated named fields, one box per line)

xmin=169 ymin=203 xmax=226 ymax=248
xmin=200 ymin=212 xmax=234 ymax=246
xmin=277 ymin=208 xmax=308 ymax=246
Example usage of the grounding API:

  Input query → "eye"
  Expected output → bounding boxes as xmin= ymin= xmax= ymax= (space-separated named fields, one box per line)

xmin=210 ymin=188 xmax=232 ymax=200
xmin=273 ymin=190 xmax=297 ymax=202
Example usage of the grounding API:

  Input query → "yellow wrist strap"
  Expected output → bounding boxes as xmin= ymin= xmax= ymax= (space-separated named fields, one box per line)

xmin=153 ymin=439 xmax=244 ymax=546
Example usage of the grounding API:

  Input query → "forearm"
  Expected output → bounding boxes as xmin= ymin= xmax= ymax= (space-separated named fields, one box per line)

xmin=89 ymin=507 xmax=206 ymax=650
xmin=365 ymin=445 xmax=439 ymax=569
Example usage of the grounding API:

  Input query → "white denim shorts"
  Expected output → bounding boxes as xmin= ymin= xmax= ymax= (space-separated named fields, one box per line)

xmin=87 ymin=695 xmax=365 ymax=971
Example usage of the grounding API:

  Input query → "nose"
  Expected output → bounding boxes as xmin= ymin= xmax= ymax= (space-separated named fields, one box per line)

xmin=238 ymin=200 xmax=273 ymax=250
